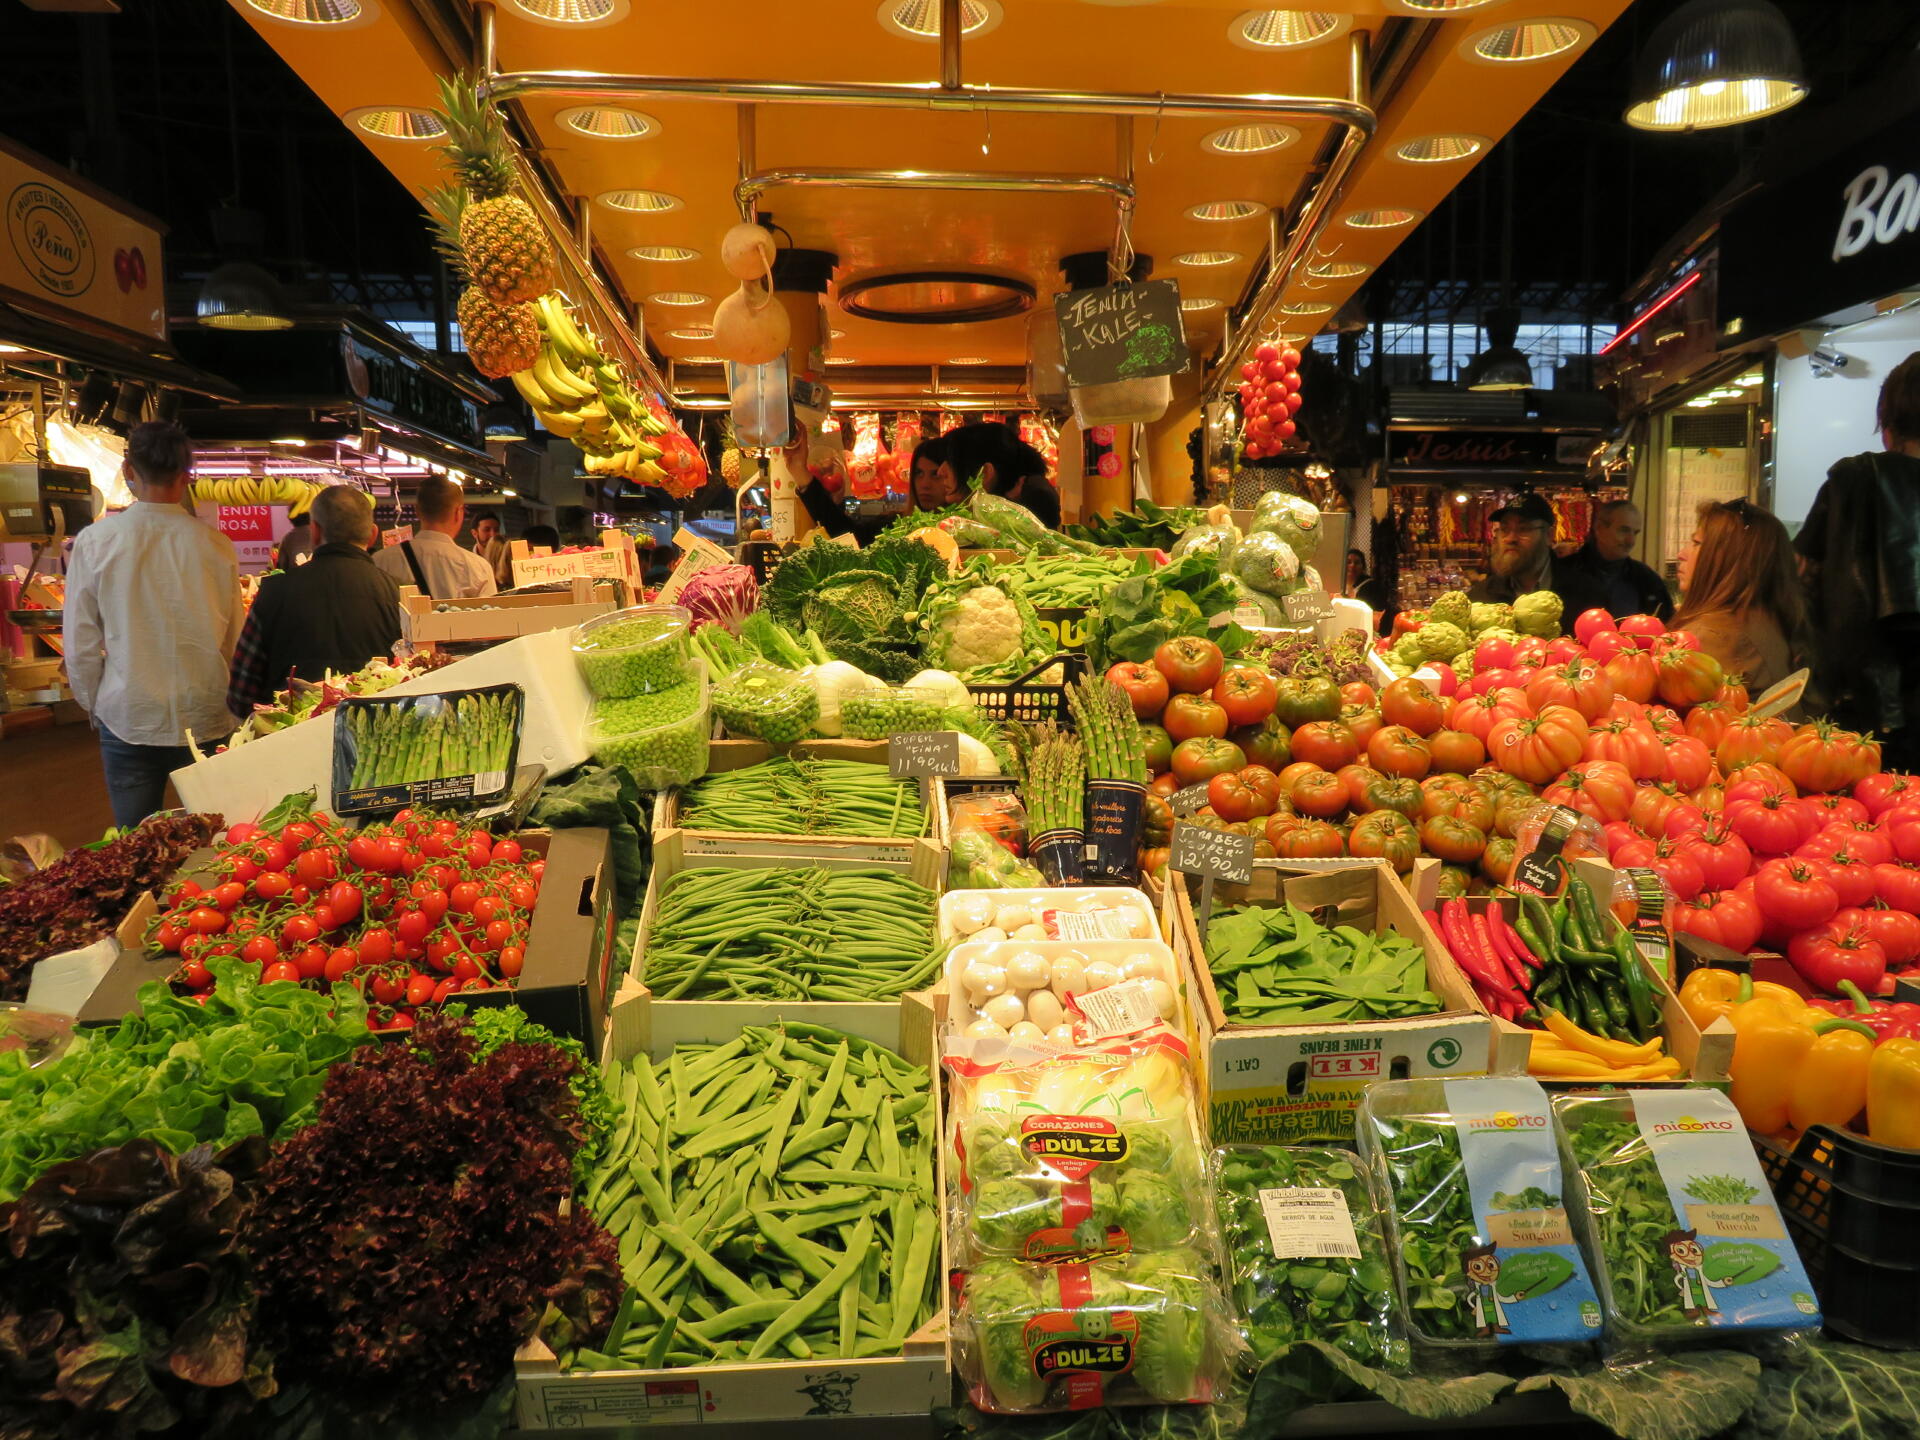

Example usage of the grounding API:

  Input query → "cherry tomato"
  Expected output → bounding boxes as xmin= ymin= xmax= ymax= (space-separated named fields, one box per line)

xmin=262 ymin=961 xmax=301 ymax=984
xmin=347 ymin=835 xmax=383 ymax=871
xmin=326 ymin=881 xmax=364 ymax=926
xmin=452 ymin=953 xmax=484 ymax=982
xmin=259 ymin=841 xmax=291 ymax=873
xmin=282 ymin=913 xmax=322 ymax=948
xmin=450 ymin=881 xmax=483 ymax=915
xmin=395 ymin=909 xmax=432 ymax=948
xmin=370 ymin=970 xmax=406 ymax=1005
xmin=240 ymin=934 xmax=280 ymax=965
xmin=508 ymin=882 xmax=538 ymax=911
xmin=529 ymin=859 xmax=546 ymax=884
xmin=400 ymin=848 xmax=427 ymax=876
xmin=382 ymin=1010 xmax=416 ymax=1031
xmin=489 ymin=838 xmax=523 ymax=866
xmin=498 ymin=945 xmax=525 ymax=979
xmin=294 ymin=846 xmax=339 ymax=887
xmin=289 ymin=883 xmax=311 ymax=905
xmin=425 ymin=935 xmax=458 ymax=972
xmin=464 ymin=834 xmax=493 ymax=870
xmin=251 ymin=871 xmax=291 ymax=902
xmin=357 ymin=928 xmax=395 ymax=968
xmin=432 ymin=977 xmax=458 ymax=1005
xmin=421 ymin=834 xmax=452 ymax=860
xmin=174 ymin=879 xmax=205 ymax=901
xmin=323 ymin=946 xmax=358 ymax=984
xmin=187 ymin=907 xmax=228 ymax=935
xmin=226 ymin=821 xmax=262 ymax=846
xmin=282 ymin=821 xmax=319 ymax=849
xmin=294 ymin=943 xmax=329 ymax=978
xmin=211 ymin=881 xmax=246 ymax=912
xmin=471 ymin=894 xmax=503 ymax=925
xmin=178 ymin=958 xmax=213 ymax=989
xmin=228 ymin=858 xmax=261 ymax=886
xmin=406 ymin=974 xmax=437 ymax=1007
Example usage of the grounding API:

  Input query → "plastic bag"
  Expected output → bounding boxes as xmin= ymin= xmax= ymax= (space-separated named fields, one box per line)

xmin=947 ymin=937 xmax=1182 ymax=1050
xmin=958 ymin=1249 xmax=1223 ymax=1413
xmin=1507 ymin=802 xmax=1607 ymax=897
xmin=946 ymin=794 xmax=1044 ymax=891
xmin=940 ymin=886 xmax=1158 ymax=944
xmin=1553 ymin=1088 xmax=1820 ymax=1351
xmin=583 ymin=661 xmax=709 ymax=791
xmin=1212 ymin=1145 xmax=1408 ymax=1369
xmin=710 ymin=661 xmax=819 ymax=744
xmin=1359 ymin=1076 xmax=1602 ymax=1352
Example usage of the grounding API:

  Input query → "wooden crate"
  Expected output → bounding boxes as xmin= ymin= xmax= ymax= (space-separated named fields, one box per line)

xmin=400 ymin=576 xmax=620 ymax=645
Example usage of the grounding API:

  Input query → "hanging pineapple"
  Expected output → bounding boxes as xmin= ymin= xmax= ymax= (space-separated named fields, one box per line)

xmin=424 ymin=185 xmax=540 ymax=380
xmin=433 ymin=74 xmax=555 ymax=306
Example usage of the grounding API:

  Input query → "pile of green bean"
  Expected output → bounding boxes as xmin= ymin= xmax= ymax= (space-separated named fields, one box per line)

xmin=676 ymin=757 xmax=927 ymax=838
xmin=999 ymin=552 xmax=1134 ymax=609
xmin=568 ymin=1024 xmax=941 ymax=1371
xmin=643 ymin=865 xmax=946 ymax=1000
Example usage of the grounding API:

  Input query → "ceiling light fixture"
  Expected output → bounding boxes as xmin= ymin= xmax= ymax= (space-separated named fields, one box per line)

xmin=243 ymin=0 xmax=366 ymax=23
xmin=1279 ymin=300 xmax=1334 ymax=316
xmin=1385 ymin=0 xmax=1502 ymax=12
xmin=1229 ymin=10 xmax=1351 ymax=51
xmin=1176 ymin=250 xmax=1240 ymax=267
xmin=1396 ymin=133 xmax=1487 ymax=163
xmin=946 ymin=356 xmax=992 ymax=364
xmin=1343 ymin=208 xmax=1423 ymax=229
xmin=1307 ymin=259 xmax=1369 ymax=279
xmin=1187 ymin=200 xmax=1266 ymax=222
xmin=629 ymin=245 xmax=700 ymax=262
xmin=1204 ymin=124 xmax=1299 ymax=155
xmin=347 ymin=107 xmax=445 ymax=140
xmin=1686 ymin=396 xmax=1717 ymax=407
xmin=668 ymin=326 xmax=714 ymax=340
xmin=877 ymin=0 xmax=1001 ymax=40
xmin=506 ymin=0 xmax=626 ymax=24
xmin=559 ymin=106 xmax=658 ymax=139
xmin=197 ymin=262 xmax=294 ymax=331
xmin=826 ymin=355 xmax=859 ymax=365
xmin=1623 ymin=0 xmax=1806 ymax=131
xmin=1464 ymin=307 xmax=1533 ymax=391
xmin=1465 ymin=19 xmax=1594 ymax=63
xmin=1180 ymin=297 xmax=1223 ymax=312
xmin=599 ymin=189 xmax=681 ymax=213
xmin=649 ymin=291 xmax=710 ymax=307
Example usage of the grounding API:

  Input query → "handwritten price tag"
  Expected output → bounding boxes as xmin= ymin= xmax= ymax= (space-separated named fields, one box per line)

xmin=1170 ymin=824 xmax=1255 ymax=884
xmin=888 ymin=731 xmax=960 ymax=778
xmin=1282 ymin=590 xmax=1333 ymax=624
xmin=1168 ymin=782 xmax=1212 ymax=817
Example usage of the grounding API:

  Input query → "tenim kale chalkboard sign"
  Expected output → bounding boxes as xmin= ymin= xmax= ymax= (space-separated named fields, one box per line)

xmin=1054 ymin=279 xmax=1192 ymax=389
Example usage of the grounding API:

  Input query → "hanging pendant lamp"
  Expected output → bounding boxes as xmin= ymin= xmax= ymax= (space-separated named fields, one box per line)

xmin=1464 ymin=307 xmax=1532 ymax=391
xmin=1624 ymin=0 xmax=1807 ymax=132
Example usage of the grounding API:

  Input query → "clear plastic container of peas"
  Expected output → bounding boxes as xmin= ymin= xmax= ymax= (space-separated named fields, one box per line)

xmin=573 ymin=605 xmax=694 ymax=699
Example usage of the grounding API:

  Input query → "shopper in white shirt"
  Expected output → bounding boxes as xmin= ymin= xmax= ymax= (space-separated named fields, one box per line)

xmin=374 ymin=473 xmax=498 ymax=600
xmin=65 ymin=422 xmax=244 ymax=827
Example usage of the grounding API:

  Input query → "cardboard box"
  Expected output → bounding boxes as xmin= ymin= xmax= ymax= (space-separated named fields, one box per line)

xmin=614 ymin=829 xmax=944 ymax=1055
xmin=78 ymin=829 xmax=617 ymax=1053
xmin=513 ymin=994 xmax=947 ymax=1430
xmin=510 ymin=529 xmax=645 ymax=589
xmin=654 ymin=738 xmax=947 ymax=859
xmin=400 ymin=577 xmax=620 ymax=646
xmin=1172 ymin=860 xmax=1494 ymax=1146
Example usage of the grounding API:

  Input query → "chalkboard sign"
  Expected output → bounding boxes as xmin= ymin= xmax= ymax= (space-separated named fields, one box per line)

xmin=1169 ymin=782 xmax=1212 ymax=816
xmin=1170 ymin=824 xmax=1256 ymax=884
xmin=1054 ymin=279 xmax=1192 ymax=389
xmin=889 ymin=731 xmax=960 ymax=778
xmin=1282 ymin=590 xmax=1333 ymax=625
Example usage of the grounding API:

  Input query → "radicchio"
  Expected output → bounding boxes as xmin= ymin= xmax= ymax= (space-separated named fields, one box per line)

xmin=676 ymin=563 xmax=759 ymax=635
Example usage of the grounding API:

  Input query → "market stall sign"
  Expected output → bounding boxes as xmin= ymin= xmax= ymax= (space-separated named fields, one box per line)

xmin=343 ymin=332 xmax=483 ymax=449
xmin=888 ymin=731 xmax=959 ymax=778
xmin=1718 ymin=96 xmax=1920 ymax=338
xmin=1387 ymin=429 xmax=1592 ymax=471
xmin=1054 ymin=279 xmax=1191 ymax=389
xmin=1170 ymin=823 xmax=1255 ymax=885
xmin=0 ymin=137 xmax=165 ymax=343
xmin=1282 ymin=590 xmax=1333 ymax=625
xmin=206 ymin=504 xmax=290 ymax=574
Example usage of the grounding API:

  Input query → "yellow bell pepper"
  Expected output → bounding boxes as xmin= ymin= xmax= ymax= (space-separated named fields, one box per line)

xmin=1787 ymin=1025 xmax=1873 ymax=1131
xmin=1679 ymin=967 xmax=1744 ymax=1031
xmin=1868 ymin=1038 xmax=1920 ymax=1150
xmin=1729 ymin=976 xmax=1877 ymax=1133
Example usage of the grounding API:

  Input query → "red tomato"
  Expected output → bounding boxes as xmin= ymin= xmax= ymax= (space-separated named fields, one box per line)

xmin=323 ymin=946 xmax=358 ymax=984
xmin=1717 ymin=714 xmax=1793 ymax=773
xmin=294 ymin=846 xmax=340 ymax=888
xmin=1208 ymin=768 xmax=1275 ymax=822
xmin=1779 ymin=721 xmax=1861 ymax=795
xmin=1488 ymin=708 xmax=1589 ymax=785
xmin=1805 ymin=794 xmax=1871 ymax=829
xmin=1675 ymin=819 xmax=1754 ymax=893
xmin=282 ymin=820 xmax=319 ymax=849
xmin=1289 ymin=769 xmax=1350 ymax=818
xmin=313 ymin=904 xmax=338 ymax=934
xmin=1655 ymin=648 xmax=1725 ymax=709
xmin=1725 ymin=792 xmax=1804 ymax=855
xmin=530 ymin=859 xmax=546 ymax=883
xmin=1340 ymin=681 xmax=1376 ymax=709
xmin=1473 ymin=633 xmax=1516 ymax=672
xmin=1658 ymin=734 xmax=1715 ymax=792
xmin=1367 ymin=725 xmax=1432 ymax=780
xmin=177 ymin=958 xmax=213 ymax=990
xmin=1108 ymin=661 xmax=1172 ymax=719
xmin=1601 ymin=648 xmax=1658 ymax=704
xmin=1854 ymin=772 xmax=1919 ymax=818
xmin=1672 ymin=890 xmax=1764 ymax=953
xmin=395 ymin=908 xmax=432 ymax=948
xmin=282 ymin=913 xmax=321 ymax=948
xmin=187 ymin=907 xmax=229 ymax=935
xmin=1753 ymin=856 xmax=1841 ymax=934
xmin=1542 ymin=760 xmax=1637 ymax=824
xmin=1428 ymin=729 xmax=1486 ymax=776
xmin=498 ymin=946 xmax=525 ymax=979
xmin=453 ymin=953 xmax=484 ymax=982
xmin=1212 ymin=668 xmax=1278 ymax=728
xmin=1582 ymin=629 xmax=1633 ymax=665
xmin=211 ymin=881 xmax=246 ymax=913
xmin=1647 ymin=844 xmax=1707 ymax=902
xmin=240 ymin=935 xmax=280 ymax=966
xmin=1170 ymin=737 xmax=1247 ymax=787
xmin=226 ymin=821 xmax=263 ymax=846
xmin=1164 ymin=693 xmax=1230 ymax=742
xmin=261 ymin=961 xmax=301 ymax=984
xmin=464 ymin=833 xmax=493 ymax=871
xmin=369 ymin=970 xmax=406 ymax=1005
xmin=1873 ymin=860 xmax=1920 ymax=914
xmin=1284 ymin=721 xmax=1353 ymax=772
xmin=1572 ymin=608 xmax=1616 ymax=645
xmin=1380 ymin=677 xmax=1447 ymax=736
xmin=1617 ymin=613 xmax=1668 ymax=648
xmin=1228 ymin=718 xmax=1288 ymax=772
xmin=508 ymin=881 xmax=539 ymax=912
xmin=1793 ymin=840 xmax=1878 ymax=908
xmin=1863 ymin=906 xmax=1920 ymax=964
xmin=405 ymin=973 xmax=437 ymax=1006
xmin=1153 ymin=636 xmax=1225 ymax=695
xmin=358 ymin=928 xmax=396 ymax=967
xmin=1585 ymin=718 xmax=1665 ymax=781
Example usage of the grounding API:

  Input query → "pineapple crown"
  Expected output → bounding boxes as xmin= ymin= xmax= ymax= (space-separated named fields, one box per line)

xmin=421 ymin=185 xmax=471 ymax=283
xmin=432 ymin=73 xmax=516 ymax=202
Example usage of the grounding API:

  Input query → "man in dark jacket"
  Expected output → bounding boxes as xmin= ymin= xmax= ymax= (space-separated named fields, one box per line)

xmin=227 ymin=484 xmax=402 ymax=717
xmin=1466 ymin=492 xmax=1600 ymax=631
xmin=1557 ymin=500 xmax=1674 ymax=622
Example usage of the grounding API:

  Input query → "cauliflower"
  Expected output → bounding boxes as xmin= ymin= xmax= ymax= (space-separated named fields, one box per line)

xmin=1249 ymin=491 xmax=1323 ymax=563
xmin=1468 ymin=601 xmax=1514 ymax=634
xmin=1413 ymin=620 xmax=1469 ymax=662
xmin=1428 ymin=590 xmax=1472 ymax=631
xmin=921 ymin=582 xmax=1029 ymax=673
xmin=1513 ymin=589 xmax=1564 ymax=639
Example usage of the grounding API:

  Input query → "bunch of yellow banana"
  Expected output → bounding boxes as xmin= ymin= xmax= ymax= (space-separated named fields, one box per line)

xmin=191 ymin=475 xmax=325 ymax=513
xmin=512 ymin=294 xmax=667 ymax=459
xmin=582 ymin=446 xmax=669 ymax=486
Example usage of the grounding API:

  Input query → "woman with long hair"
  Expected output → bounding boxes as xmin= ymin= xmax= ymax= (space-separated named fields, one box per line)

xmin=1672 ymin=497 xmax=1807 ymax=696
xmin=938 ymin=421 xmax=1062 ymax=529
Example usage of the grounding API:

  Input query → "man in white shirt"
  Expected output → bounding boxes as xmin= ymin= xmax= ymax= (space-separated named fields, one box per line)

xmin=65 ymin=422 xmax=244 ymax=827
xmin=374 ymin=473 xmax=498 ymax=600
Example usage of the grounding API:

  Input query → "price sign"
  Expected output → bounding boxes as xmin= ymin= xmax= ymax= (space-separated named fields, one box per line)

xmin=1053 ymin=279 xmax=1192 ymax=389
xmin=888 ymin=731 xmax=960 ymax=777
xmin=1170 ymin=824 xmax=1255 ymax=884
xmin=1168 ymin=782 xmax=1212 ymax=816
xmin=1282 ymin=590 xmax=1333 ymax=624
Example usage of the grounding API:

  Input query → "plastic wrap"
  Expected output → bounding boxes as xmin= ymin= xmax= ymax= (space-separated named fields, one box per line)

xmin=945 ymin=796 xmax=1047 ymax=891
xmin=938 ymin=887 xmax=1157 ymax=944
xmin=710 ymin=661 xmax=819 ymax=744
xmin=945 ymin=938 xmax=1183 ymax=1049
xmin=584 ymin=660 xmax=709 ymax=790
xmin=572 ymin=604 xmax=695 ymax=698
xmin=841 ymin=684 xmax=947 ymax=740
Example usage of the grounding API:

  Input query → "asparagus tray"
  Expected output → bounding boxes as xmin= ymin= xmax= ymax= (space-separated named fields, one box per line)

xmin=331 ymin=683 xmax=525 ymax=816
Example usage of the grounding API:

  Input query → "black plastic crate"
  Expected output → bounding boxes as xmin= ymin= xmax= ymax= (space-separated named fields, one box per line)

xmin=1759 ymin=1125 xmax=1920 ymax=1346
xmin=966 ymin=653 xmax=1083 ymax=725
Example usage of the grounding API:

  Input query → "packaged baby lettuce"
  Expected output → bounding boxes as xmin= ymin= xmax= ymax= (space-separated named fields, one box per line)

xmin=1361 ymin=1077 xmax=1602 ymax=1350
xmin=1554 ymin=1087 xmax=1820 ymax=1347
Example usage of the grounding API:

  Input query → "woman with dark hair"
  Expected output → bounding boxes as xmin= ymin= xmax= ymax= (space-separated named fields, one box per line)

xmin=1672 ymin=498 xmax=1807 ymax=696
xmin=1796 ymin=351 xmax=1920 ymax=768
xmin=1344 ymin=547 xmax=1388 ymax=612
xmin=938 ymin=421 xmax=1062 ymax=529
xmin=908 ymin=435 xmax=956 ymax=512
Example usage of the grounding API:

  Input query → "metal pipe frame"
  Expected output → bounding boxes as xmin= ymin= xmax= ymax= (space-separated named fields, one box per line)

xmin=735 ymin=167 xmax=1135 ymax=216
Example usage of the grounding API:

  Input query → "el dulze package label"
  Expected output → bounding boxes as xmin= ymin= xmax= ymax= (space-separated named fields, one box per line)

xmin=1444 ymin=1077 xmax=1602 ymax=1344
xmin=1629 ymin=1088 xmax=1819 ymax=1330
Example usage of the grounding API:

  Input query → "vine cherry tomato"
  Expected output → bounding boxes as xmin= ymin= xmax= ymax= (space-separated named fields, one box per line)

xmin=357 ymin=928 xmax=395 ymax=967
xmin=498 ymin=946 xmax=525 ymax=979
xmin=406 ymin=974 xmax=437 ymax=1007
xmin=178 ymin=958 xmax=212 ymax=989
xmin=188 ymin=907 xmax=229 ymax=935
xmin=211 ymin=882 xmax=246 ymax=912
xmin=282 ymin=913 xmax=321 ymax=948
xmin=262 ymin=961 xmax=301 ymax=984
xmin=252 ymin=871 xmax=291 ymax=902
xmin=323 ymin=947 xmax=358 ymax=984
xmin=326 ymin=881 xmax=364 ymax=926
xmin=240 ymin=935 xmax=280 ymax=966
xmin=395 ymin=909 xmax=432 ymax=948
xmin=449 ymin=881 xmax=483 ymax=915
xmin=294 ymin=846 xmax=339 ymax=887
xmin=471 ymin=894 xmax=502 ymax=925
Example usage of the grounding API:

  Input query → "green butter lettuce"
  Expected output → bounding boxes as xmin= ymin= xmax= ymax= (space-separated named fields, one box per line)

xmin=0 ymin=960 xmax=370 ymax=1202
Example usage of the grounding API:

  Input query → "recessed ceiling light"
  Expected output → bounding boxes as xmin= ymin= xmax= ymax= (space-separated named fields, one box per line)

xmin=1280 ymin=300 xmax=1334 ymax=316
xmin=1229 ymin=9 xmax=1351 ymax=51
xmin=1396 ymin=133 xmax=1487 ymax=163
xmin=559 ymin=106 xmax=658 ymax=139
xmin=649 ymin=291 xmax=709 ymax=307
xmin=945 ymin=356 xmax=992 ymax=365
xmin=599 ymin=189 xmax=681 ymax=213
xmin=1737 ymin=371 xmax=1763 ymax=386
xmin=676 ymin=355 xmax=723 ymax=365
xmin=826 ymin=355 xmax=859 ymax=365
xmin=505 ymin=0 xmax=627 ymax=24
xmin=1187 ymin=200 xmax=1266 ymax=222
xmin=1343 ymin=207 xmax=1423 ymax=229
xmin=668 ymin=326 xmax=713 ymax=340
xmin=629 ymin=245 xmax=700 ymax=262
xmin=346 ymin=107 xmax=444 ymax=140
xmin=1204 ymin=124 xmax=1299 ymax=155
xmin=830 ymin=328 xmax=847 ymax=340
xmin=1385 ymin=0 xmax=1503 ymax=12
xmin=1465 ymin=19 xmax=1594 ymax=64
xmin=1176 ymin=250 xmax=1241 ymax=267
xmin=1180 ymin=297 xmax=1223 ymax=312
xmin=1308 ymin=259 xmax=1370 ymax=279
xmin=242 ymin=0 xmax=367 ymax=23
xmin=877 ymin=0 xmax=1001 ymax=40
xmin=1686 ymin=396 xmax=1717 ymax=407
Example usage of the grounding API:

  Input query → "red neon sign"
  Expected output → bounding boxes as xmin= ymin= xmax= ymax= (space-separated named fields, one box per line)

xmin=1599 ymin=270 xmax=1702 ymax=355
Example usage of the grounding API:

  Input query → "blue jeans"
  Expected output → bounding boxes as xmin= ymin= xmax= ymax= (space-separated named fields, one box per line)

xmin=97 ymin=723 xmax=193 ymax=830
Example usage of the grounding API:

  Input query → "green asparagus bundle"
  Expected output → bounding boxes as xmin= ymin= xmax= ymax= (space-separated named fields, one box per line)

xmin=1066 ymin=675 xmax=1149 ymax=783
xmin=346 ymin=690 xmax=520 ymax=788
xmin=1020 ymin=725 xmax=1085 ymax=835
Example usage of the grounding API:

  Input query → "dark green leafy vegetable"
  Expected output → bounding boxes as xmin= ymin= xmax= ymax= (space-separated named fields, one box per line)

xmin=1735 ymin=1338 xmax=1920 ymax=1440
xmin=1490 ymin=1187 xmax=1561 ymax=1211
xmin=528 ymin=763 xmax=650 ymax=918
xmin=1683 ymin=1173 xmax=1760 ymax=1205
xmin=1371 ymin=1117 xmax=1480 ymax=1341
xmin=1205 ymin=903 xmax=1440 ymax=1027
xmin=1211 ymin=1145 xmax=1406 ymax=1368
xmin=1561 ymin=1111 xmax=1690 ymax=1333
xmin=1085 ymin=552 xmax=1251 ymax=671
xmin=1064 ymin=500 xmax=1205 ymax=551
xmin=1517 ymin=1351 xmax=1763 ymax=1440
